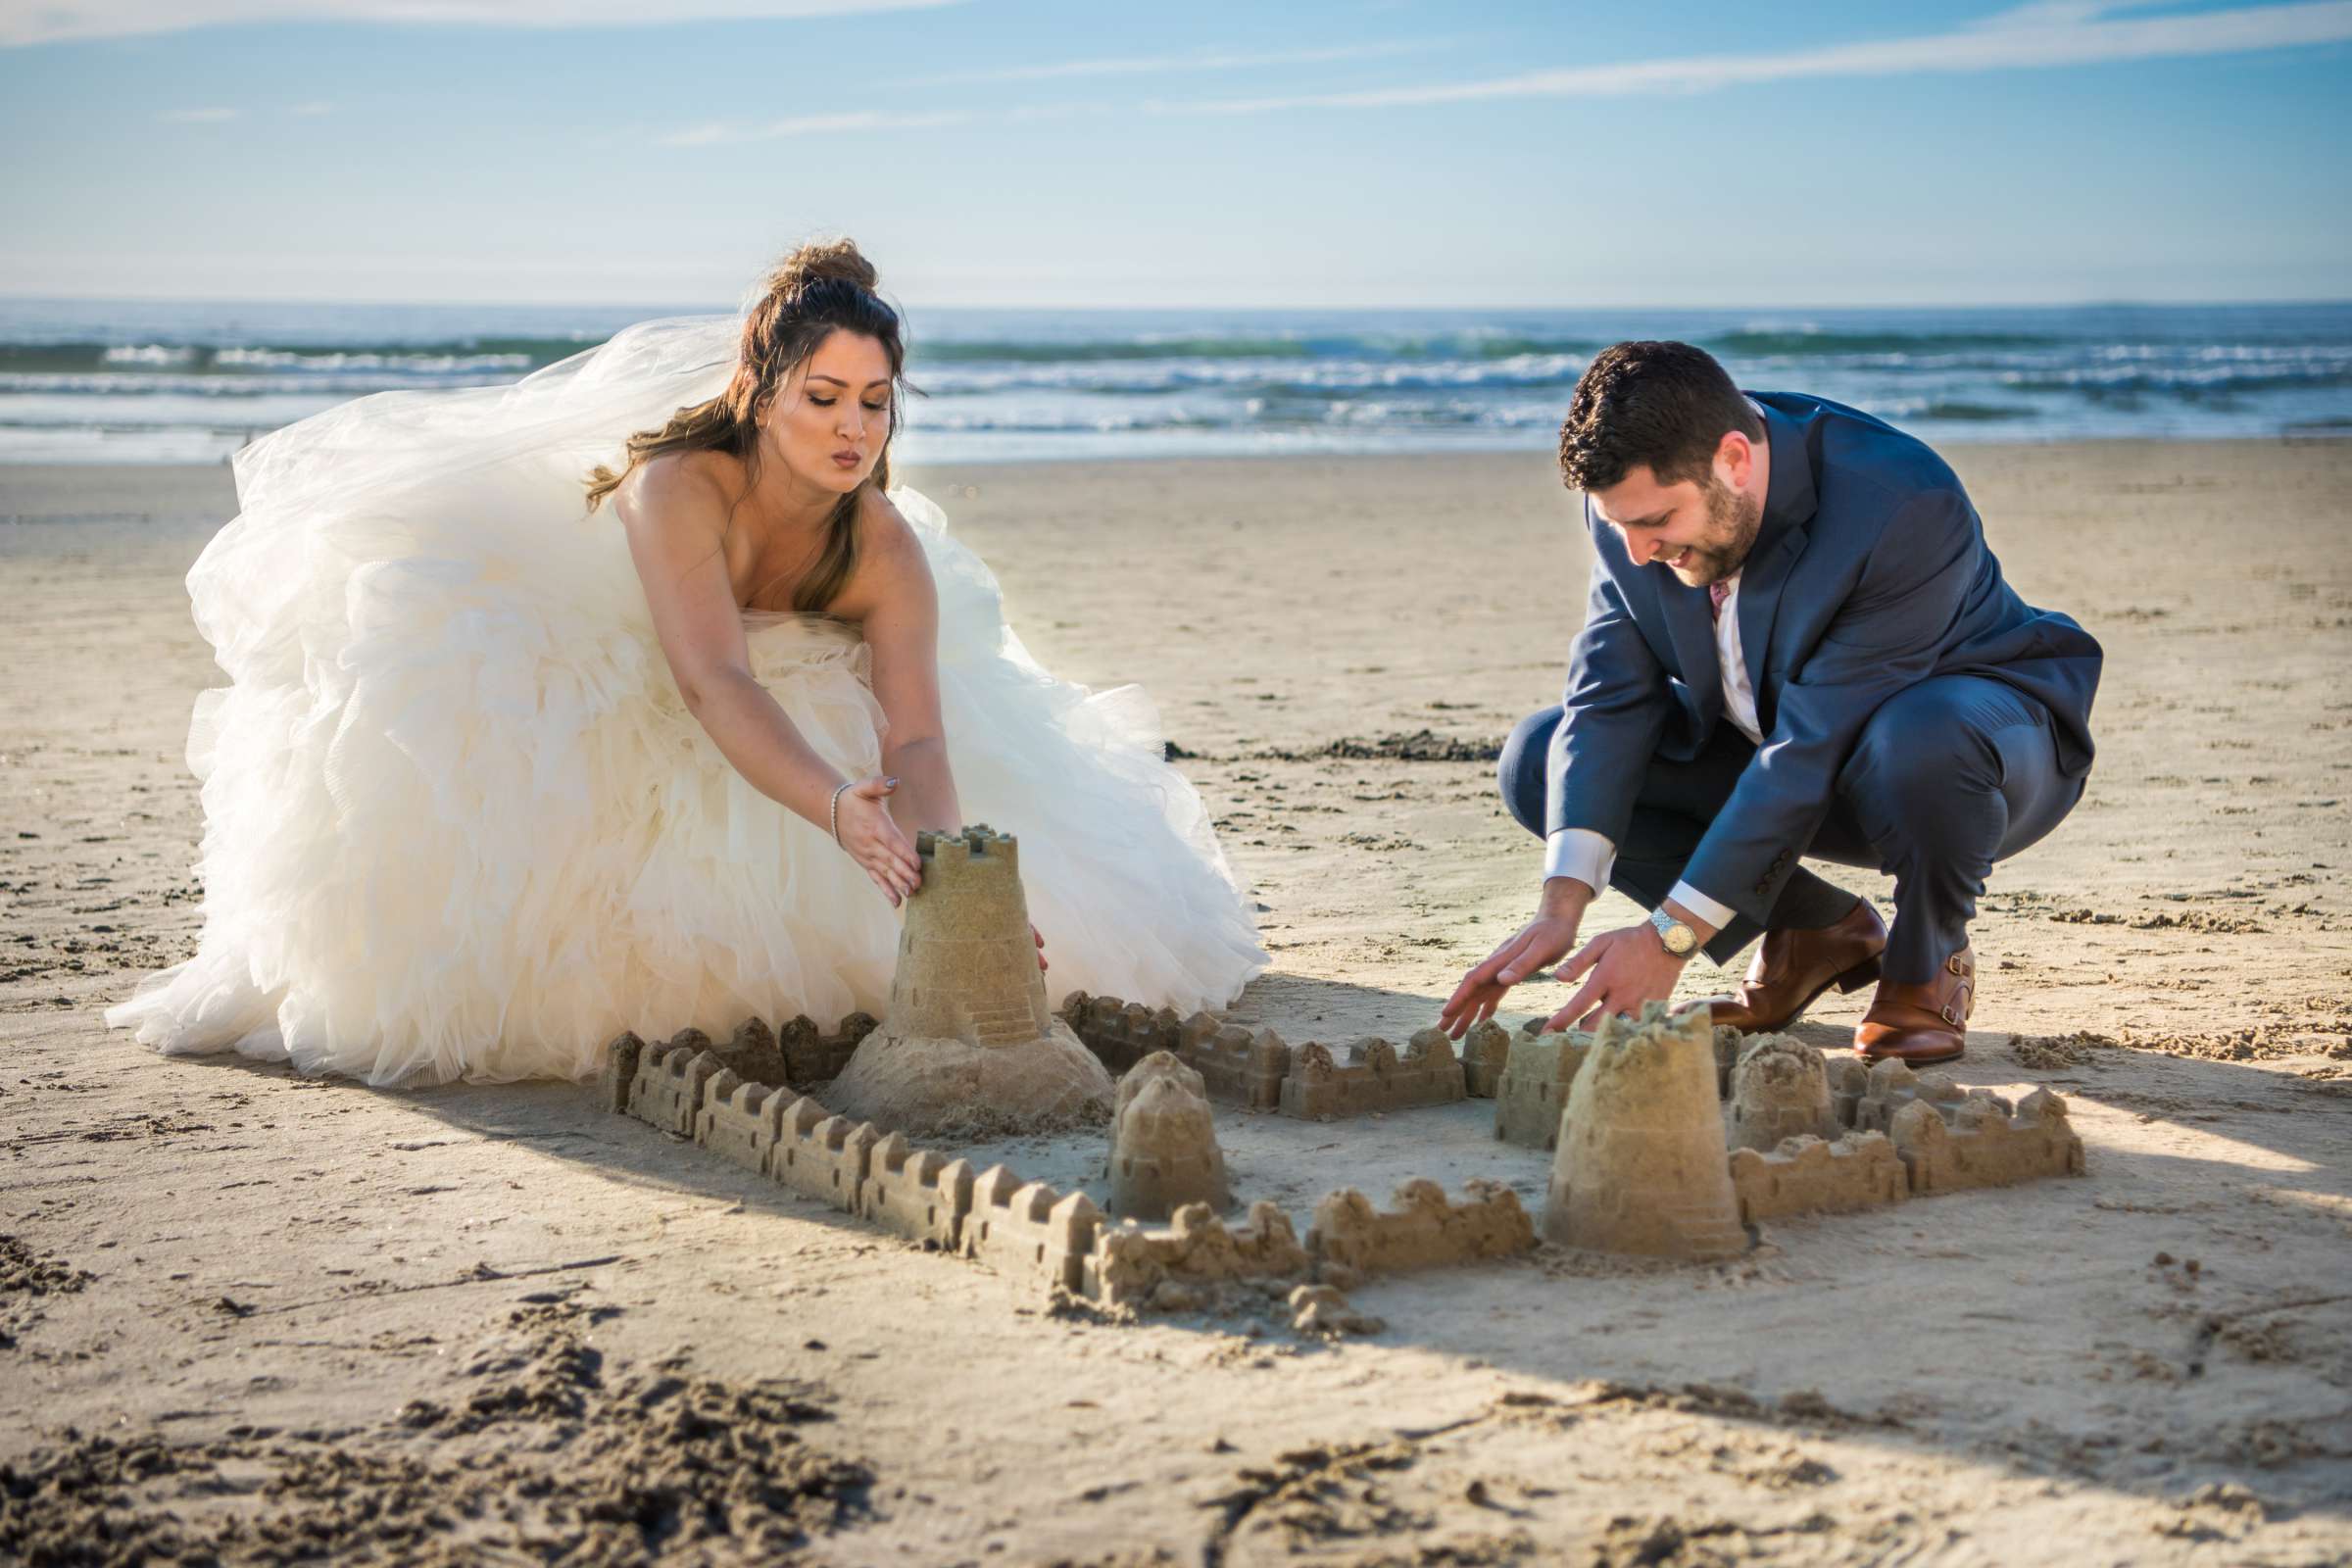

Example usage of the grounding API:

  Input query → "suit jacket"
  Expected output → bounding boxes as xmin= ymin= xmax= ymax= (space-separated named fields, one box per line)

xmin=1546 ymin=391 xmax=2102 ymax=924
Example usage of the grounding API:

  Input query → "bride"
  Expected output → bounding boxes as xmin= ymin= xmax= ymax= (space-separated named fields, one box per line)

xmin=107 ymin=240 xmax=1266 ymax=1086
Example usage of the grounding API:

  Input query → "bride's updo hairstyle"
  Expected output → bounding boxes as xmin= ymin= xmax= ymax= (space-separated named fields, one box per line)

xmin=586 ymin=238 xmax=906 ymax=612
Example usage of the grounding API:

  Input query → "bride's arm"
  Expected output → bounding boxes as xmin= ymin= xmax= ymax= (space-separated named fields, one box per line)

xmin=847 ymin=494 xmax=961 ymax=839
xmin=841 ymin=493 xmax=1045 ymax=970
xmin=614 ymin=459 xmax=920 ymax=902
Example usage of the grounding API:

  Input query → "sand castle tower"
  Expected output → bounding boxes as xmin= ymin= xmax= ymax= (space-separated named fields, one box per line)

xmin=826 ymin=825 xmax=1114 ymax=1137
xmin=1108 ymin=1052 xmax=1230 ymax=1220
xmin=1543 ymin=1001 xmax=1747 ymax=1261
xmin=1724 ymin=1034 xmax=1839 ymax=1152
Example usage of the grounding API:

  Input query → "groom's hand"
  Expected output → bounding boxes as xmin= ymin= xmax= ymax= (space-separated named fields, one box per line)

xmin=1543 ymin=923 xmax=1690 ymax=1034
xmin=1440 ymin=877 xmax=1595 ymax=1039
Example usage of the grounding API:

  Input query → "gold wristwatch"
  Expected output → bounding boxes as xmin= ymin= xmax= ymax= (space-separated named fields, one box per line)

xmin=1648 ymin=906 xmax=1698 ymax=957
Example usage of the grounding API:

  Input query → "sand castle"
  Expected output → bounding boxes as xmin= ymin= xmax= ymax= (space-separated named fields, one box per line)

xmin=1060 ymin=993 xmax=1185 ymax=1076
xmin=1064 ymin=998 xmax=1479 ymax=1122
xmin=1725 ymin=1057 xmax=2081 ymax=1220
xmin=1543 ymin=1003 xmax=1749 ymax=1261
xmin=825 ymin=826 xmax=1114 ymax=1138
xmin=603 ymin=1011 xmax=877 ymax=1119
xmin=1108 ymin=1052 xmax=1231 ymax=1220
xmin=1089 ymin=1201 xmax=1311 ymax=1308
xmin=1826 ymin=1055 xmax=1872 ymax=1128
xmin=1306 ymin=1179 xmax=1535 ymax=1273
xmin=1279 ymin=1029 xmax=1467 ymax=1118
xmin=1727 ymin=1133 xmax=1908 ymax=1223
xmin=1460 ymin=1019 xmax=1512 ymax=1098
xmin=607 ymin=1027 xmax=1535 ymax=1313
xmin=1708 ymin=1023 xmax=1747 ymax=1098
xmin=1494 ymin=1027 xmax=1592 ymax=1152
xmin=600 ymin=898 xmax=2091 ymax=1329
xmin=1173 ymin=1011 xmax=1291 ymax=1110
xmin=1724 ymin=1033 xmax=1840 ymax=1152
xmin=1888 ymin=1088 xmax=2084 ymax=1192
xmin=1853 ymin=1057 xmax=2011 ymax=1134
xmin=1058 ymin=993 xmax=1290 ymax=1107
xmin=1056 ymin=991 xmax=2083 ymax=1224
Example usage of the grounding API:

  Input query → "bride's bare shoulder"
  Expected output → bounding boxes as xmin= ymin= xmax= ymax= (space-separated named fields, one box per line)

xmin=858 ymin=486 xmax=924 ymax=553
xmin=830 ymin=489 xmax=933 ymax=618
xmin=864 ymin=489 xmax=938 ymax=581
xmin=611 ymin=450 xmax=739 ymax=538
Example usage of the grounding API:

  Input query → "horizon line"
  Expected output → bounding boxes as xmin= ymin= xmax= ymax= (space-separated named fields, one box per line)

xmin=3 ymin=291 xmax=2349 ymax=316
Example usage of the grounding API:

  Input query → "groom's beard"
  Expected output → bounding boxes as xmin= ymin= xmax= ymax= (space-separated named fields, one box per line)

xmin=1673 ymin=479 xmax=1763 ymax=586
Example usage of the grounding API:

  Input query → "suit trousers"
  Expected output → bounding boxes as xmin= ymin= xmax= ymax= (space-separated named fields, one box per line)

xmin=1499 ymin=674 xmax=2086 ymax=985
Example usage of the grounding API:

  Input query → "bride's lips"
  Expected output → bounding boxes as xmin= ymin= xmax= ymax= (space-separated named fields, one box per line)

xmin=831 ymin=450 xmax=861 ymax=470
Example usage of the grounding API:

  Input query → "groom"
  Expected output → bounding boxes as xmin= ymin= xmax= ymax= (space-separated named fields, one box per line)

xmin=1441 ymin=341 xmax=2101 ymax=1063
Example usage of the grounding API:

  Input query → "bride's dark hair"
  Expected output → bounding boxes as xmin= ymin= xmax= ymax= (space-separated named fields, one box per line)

xmin=585 ymin=238 xmax=906 ymax=612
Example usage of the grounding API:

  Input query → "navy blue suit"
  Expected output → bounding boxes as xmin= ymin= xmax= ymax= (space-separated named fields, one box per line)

xmin=1499 ymin=393 xmax=2102 ymax=983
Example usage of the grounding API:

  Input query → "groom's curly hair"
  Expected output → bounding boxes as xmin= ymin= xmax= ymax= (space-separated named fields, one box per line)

xmin=1557 ymin=341 xmax=1762 ymax=493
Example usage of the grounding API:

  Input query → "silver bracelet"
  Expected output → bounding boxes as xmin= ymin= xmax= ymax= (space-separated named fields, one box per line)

xmin=828 ymin=781 xmax=853 ymax=846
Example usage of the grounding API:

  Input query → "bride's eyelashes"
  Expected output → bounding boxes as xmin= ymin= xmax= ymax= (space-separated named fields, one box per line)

xmin=804 ymin=394 xmax=891 ymax=414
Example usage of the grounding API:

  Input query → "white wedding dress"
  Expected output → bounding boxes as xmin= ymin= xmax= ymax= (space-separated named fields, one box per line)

xmin=107 ymin=317 xmax=1266 ymax=1086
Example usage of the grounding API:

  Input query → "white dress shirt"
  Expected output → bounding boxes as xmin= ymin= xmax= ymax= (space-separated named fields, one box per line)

xmin=1712 ymin=572 xmax=1763 ymax=747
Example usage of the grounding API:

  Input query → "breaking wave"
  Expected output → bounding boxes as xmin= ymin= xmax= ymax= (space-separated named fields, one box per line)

xmin=3 ymin=299 xmax=2347 ymax=464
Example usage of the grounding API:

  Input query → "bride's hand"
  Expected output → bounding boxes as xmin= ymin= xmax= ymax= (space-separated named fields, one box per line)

xmin=834 ymin=777 xmax=922 ymax=905
xmin=1033 ymin=924 xmax=1049 ymax=974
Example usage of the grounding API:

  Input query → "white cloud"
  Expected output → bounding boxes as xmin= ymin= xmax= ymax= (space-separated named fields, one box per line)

xmin=908 ymin=37 xmax=1449 ymax=86
xmin=288 ymin=100 xmax=332 ymax=115
xmin=1967 ymin=0 xmax=2134 ymax=27
xmin=156 ymin=106 xmax=240 ymax=122
xmin=1177 ymin=0 xmax=2352 ymax=114
xmin=655 ymin=97 xmax=1132 ymax=145
xmin=656 ymin=38 xmax=1446 ymax=145
xmin=658 ymin=107 xmax=972 ymax=148
xmin=3 ymin=0 xmax=960 ymax=49
xmin=1003 ymin=100 xmax=1116 ymax=122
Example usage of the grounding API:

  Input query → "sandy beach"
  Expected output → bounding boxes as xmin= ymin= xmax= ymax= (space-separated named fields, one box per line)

xmin=3 ymin=441 xmax=2349 ymax=1564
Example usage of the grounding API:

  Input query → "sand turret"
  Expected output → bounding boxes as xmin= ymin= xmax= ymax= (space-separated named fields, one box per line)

xmin=1724 ymin=1034 xmax=1838 ymax=1152
xmin=1543 ymin=1002 xmax=1747 ymax=1261
xmin=825 ymin=826 xmax=1114 ymax=1137
xmin=1108 ymin=1052 xmax=1230 ymax=1220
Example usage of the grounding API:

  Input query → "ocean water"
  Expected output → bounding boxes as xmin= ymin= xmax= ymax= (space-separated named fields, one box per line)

xmin=2 ymin=298 xmax=2347 ymax=466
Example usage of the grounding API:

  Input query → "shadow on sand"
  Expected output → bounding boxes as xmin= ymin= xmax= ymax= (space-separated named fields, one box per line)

xmin=333 ymin=967 xmax=2352 ymax=1531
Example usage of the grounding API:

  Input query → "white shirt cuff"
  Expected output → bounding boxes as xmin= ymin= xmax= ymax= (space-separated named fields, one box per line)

xmin=1666 ymin=878 xmax=1739 ymax=932
xmin=1543 ymin=828 xmax=1615 ymax=895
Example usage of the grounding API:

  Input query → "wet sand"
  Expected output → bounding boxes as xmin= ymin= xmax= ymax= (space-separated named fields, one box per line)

xmin=3 ymin=442 xmax=2349 ymax=1564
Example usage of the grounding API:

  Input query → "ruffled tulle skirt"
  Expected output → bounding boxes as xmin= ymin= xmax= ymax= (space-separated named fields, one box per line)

xmin=106 ymin=318 xmax=1265 ymax=1085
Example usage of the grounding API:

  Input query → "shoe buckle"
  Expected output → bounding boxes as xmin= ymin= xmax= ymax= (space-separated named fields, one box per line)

xmin=1939 ymin=1003 xmax=1963 ymax=1026
xmin=1947 ymin=955 xmax=1970 ymax=976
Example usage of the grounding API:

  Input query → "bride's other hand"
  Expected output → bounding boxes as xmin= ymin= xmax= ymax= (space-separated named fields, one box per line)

xmin=837 ymin=777 xmax=922 ymax=904
xmin=1033 ymin=924 xmax=1049 ymax=973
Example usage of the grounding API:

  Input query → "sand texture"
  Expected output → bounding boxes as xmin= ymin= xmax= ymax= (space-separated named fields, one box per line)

xmin=3 ymin=443 xmax=2350 ymax=1563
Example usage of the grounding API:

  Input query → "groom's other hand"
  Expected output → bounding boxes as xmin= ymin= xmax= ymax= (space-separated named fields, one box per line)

xmin=1544 ymin=924 xmax=1689 ymax=1034
xmin=1544 ymin=896 xmax=1716 ymax=1032
xmin=1440 ymin=876 xmax=1596 ymax=1039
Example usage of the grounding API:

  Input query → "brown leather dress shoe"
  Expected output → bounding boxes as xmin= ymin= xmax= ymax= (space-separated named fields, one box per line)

xmin=1707 ymin=899 xmax=1887 ymax=1033
xmin=1854 ymin=948 xmax=1975 ymax=1065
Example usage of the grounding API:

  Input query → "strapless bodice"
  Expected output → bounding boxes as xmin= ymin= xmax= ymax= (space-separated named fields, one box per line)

xmin=740 ymin=610 xmax=871 ymax=681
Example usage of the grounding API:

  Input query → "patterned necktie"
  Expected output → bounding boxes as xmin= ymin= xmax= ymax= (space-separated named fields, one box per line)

xmin=1708 ymin=578 xmax=1733 ymax=624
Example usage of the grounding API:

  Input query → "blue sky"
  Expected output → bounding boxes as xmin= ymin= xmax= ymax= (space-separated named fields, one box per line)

xmin=3 ymin=0 xmax=2347 ymax=307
